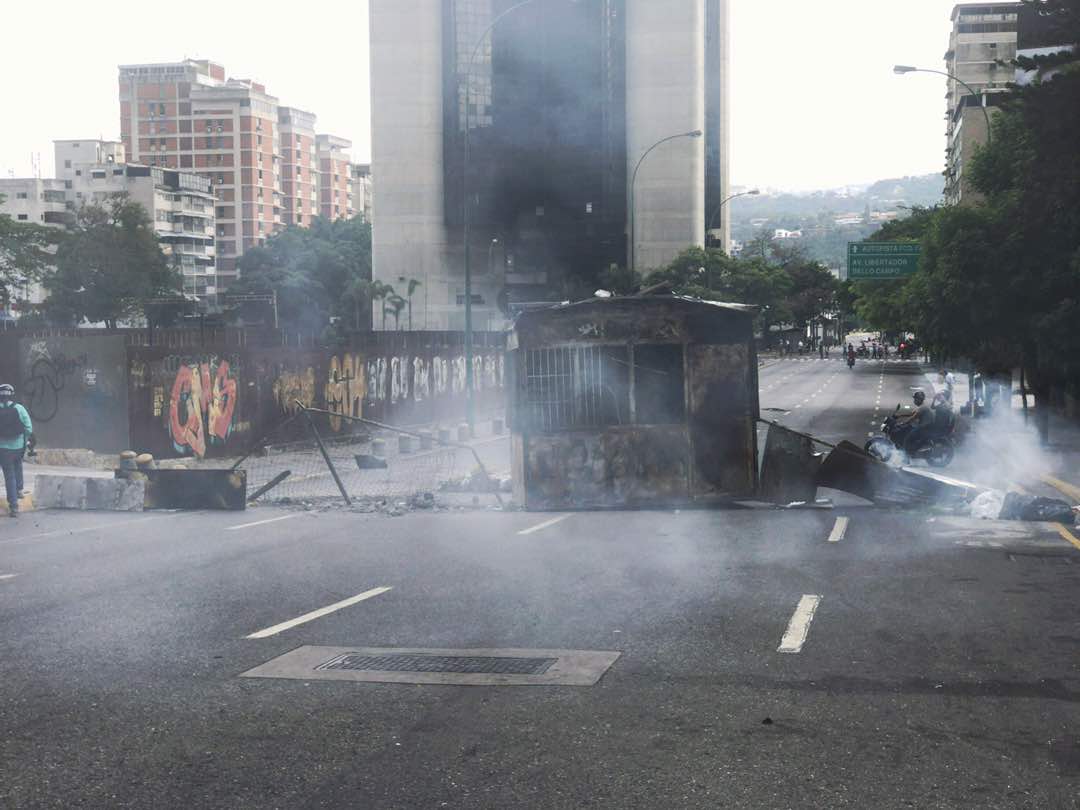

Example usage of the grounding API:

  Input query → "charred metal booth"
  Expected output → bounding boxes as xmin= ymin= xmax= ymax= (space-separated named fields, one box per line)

xmin=508 ymin=296 xmax=760 ymax=510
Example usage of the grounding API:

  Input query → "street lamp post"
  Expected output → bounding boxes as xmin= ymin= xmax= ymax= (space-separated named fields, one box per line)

xmin=893 ymin=65 xmax=993 ymax=143
xmin=628 ymin=129 xmax=703 ymax=272
xmin=706 ymin=188 xmax=760 ymax=250
xmin=461 ymin=0 xmax=544 ymax=436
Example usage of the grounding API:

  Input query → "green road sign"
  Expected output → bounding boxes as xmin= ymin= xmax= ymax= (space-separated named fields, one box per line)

xmin=847 ymin=242 xmax=920 ymax=280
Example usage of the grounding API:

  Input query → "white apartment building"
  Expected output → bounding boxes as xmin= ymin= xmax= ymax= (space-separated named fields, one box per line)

xmin=0 ymin=178 xmax=67 ymax=310
xmin=944 ymin=3 xmax=1022 ymax=204
xmin=55 ymin=140 xmax=218 ymax=300
xmin=351 ymin=163 xmax=373 ymax=223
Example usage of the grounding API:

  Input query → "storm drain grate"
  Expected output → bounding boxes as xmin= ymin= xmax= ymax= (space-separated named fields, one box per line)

xmin=317 ymin=653 xmax=557 ymax=676
xmin=241 ymin=646 xmax=621 ymax=686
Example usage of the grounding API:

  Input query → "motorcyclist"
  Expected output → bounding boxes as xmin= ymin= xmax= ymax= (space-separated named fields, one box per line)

xmin=847 ymin=343 xmax=856 ymax=367
xmin=895 ymin=390 xmax=934 ymax=456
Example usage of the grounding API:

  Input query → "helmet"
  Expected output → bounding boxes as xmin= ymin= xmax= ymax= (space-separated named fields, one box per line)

xmin=0 ymin=384 xmax=13 ymax=397
xmin=913 ymin=391 xmax=926 ymax=406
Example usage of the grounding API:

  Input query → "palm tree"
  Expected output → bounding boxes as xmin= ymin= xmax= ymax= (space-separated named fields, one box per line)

xmin=387 ymin=294 xmax=406 ymax=330
xmin=374 ymin=282 xmax=394 ymax=330
xmin=406 ymin=279 xmax=421 ymax=330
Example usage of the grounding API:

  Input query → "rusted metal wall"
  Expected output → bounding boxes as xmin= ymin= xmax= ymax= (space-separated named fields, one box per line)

xmin=15 ymin=335 xmax=129 ymax=452
xmin=510 ymin=298 xmax=758 ymax=510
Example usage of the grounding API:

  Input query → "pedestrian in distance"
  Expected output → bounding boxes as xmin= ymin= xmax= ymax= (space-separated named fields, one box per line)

xmin=0 ymin=384 xmax=33 ymax=518
xmin=938 ymin=367 xmax=956 ymax=404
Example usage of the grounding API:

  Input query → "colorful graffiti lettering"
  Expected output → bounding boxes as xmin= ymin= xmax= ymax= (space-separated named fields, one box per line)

xmin=168 ymin=360 xmax=238 ymax=457
xmin=273 ymin=368 xmax=317 ymax=414
xmin=325 ymin=354 xmax=365 ymax=432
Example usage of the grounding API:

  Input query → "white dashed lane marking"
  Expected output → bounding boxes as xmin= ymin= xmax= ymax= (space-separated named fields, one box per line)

xmin=245 ymin=587 xmax=393 ymax=639
xmin=827 ymin=517 xmax=850 ymax=544
xmin=778 ymin=595 xmax=822 ymax=654
xmin=518 ymin=514 xmax=573 ymax=536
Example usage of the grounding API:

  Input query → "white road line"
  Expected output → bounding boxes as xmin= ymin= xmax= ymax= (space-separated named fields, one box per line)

xmin=0 ymin=573 xmax=18 ymax=581
xmin=0 ymin=515 xmax=166 ymax=547
xmin=778 ymin=595 xmax=822 ymax=654
xmin=518 ymin=514 xmax=572 ymax=536
xmin=246 ymin=586 xmax=393 ymax=639
xmin=226 ymin=514 xmax=304 ymax=531
xmin=827 ymin=517 xmax=850 ymax=544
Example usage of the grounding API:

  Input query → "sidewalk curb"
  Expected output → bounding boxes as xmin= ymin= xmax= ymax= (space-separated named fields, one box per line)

xmin=0 ymin=494 xmax=36 ymax=514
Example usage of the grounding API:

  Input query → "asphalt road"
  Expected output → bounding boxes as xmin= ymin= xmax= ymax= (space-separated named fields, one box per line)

xmin=2 ymin=357 xmax=1079 ymax=809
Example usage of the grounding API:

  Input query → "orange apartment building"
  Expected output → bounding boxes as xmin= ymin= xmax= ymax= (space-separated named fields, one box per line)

xmin=316 ymin=134 xmax=353 ymax=222
xmin=279 ymin=107 xmax=319 ymax=228
xmin=119 ymin=59 xmax=353 ymax=289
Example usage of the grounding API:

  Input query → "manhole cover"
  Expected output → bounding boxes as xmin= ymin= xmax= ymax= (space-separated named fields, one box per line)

xmin=317 ymin=652 xmax=557 ymax=676
xmin=241 ymin=646 xmax=620 ymax=687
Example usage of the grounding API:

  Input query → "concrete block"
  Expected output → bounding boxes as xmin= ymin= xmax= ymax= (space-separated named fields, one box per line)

xmin=371 ymin=438 xmax=387 ymax=456
xmin=418 ymin=430 xmax=433 ymax=451
xmin=33 ymin=475 xmax=144 ymax=511
xmin=86 ymin=478 xmax=145 ymax=511
xmin=398 ymin=435 xmax=414 ymax=454
xmin=438 ymin=428 xmax=452 ymax=445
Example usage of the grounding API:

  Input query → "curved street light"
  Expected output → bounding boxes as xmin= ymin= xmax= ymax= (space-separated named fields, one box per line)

xmin=629 ymin=129 xmax=704 ymax=272
xmin=893 ymin=65 xmax=992 ymax=143
xmin=706 ymin=188 xmax=760 ymax=250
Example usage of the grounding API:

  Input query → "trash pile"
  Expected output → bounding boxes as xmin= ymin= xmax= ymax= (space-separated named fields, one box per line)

xmin=970 ymin=490 xmax=1078 ymax=524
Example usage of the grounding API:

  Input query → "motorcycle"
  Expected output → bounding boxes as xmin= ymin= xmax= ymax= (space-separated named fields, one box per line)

xmin=847 ymin=354 xmax=856 ymax=369
xmin=864 ymin=404 xmax=956 ymax=468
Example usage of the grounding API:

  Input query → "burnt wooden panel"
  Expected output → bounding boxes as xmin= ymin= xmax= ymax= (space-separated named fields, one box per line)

xmin=523 ymin=427 xmax=690 ymax=510
xmin=687 ymin=344 xmax=757 ymax=498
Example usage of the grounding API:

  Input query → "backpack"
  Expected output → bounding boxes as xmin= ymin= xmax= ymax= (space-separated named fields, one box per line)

xmin=0 ymin=406 xmax=24 ymax=439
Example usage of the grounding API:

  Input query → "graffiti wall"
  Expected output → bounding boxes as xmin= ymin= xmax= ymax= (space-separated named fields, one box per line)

xmin=15 ymin=336 xmax=130 ymax=452
xmin=128 ymin=334 xmax=506 ymax=458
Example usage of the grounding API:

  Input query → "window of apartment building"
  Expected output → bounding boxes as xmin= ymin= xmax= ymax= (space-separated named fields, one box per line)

xmin=15 ymin=192 xmax=28 ymax=199
xmin=217 ymin=174 xmax=225 ymax=184
xmin=64 ymin=180 xmax=72 ymax=189
xmin=91 ymin=170 xmax=106 ymax=179
xmin=16 ymin=214 xmax=27 ymax=221
xmin=159 ymin=103 xmax=166 ymax=115
xmin=64 ymin=160 xmax=71 ymax=169
xmin=75 ymin=170 xmax=82 ymax=176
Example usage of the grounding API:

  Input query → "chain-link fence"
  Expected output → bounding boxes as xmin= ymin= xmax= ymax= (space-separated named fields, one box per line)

xmin=231 ymin=406 xmax=503 ymax=507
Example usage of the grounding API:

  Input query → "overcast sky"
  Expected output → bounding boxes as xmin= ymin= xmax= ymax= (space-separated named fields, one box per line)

xmin=2 ymin=0 xmax=961 ymax=192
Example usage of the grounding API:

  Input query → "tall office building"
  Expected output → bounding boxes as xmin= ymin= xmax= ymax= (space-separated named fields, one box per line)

xmin=370 ymin=0 xmax=730 ymax=330
xmin=944 ymin=3 xmax=1022 ymax=204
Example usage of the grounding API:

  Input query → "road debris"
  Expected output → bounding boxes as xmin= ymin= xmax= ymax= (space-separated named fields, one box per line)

xmin=998 ymin=492 xmax=1075 ymax=523
xmin=817 ymin=440 xmax=981 ymax=508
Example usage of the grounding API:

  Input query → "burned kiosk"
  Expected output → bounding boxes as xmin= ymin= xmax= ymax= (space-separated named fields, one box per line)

xmin=508 ymin=296 xmax=760 ymax=510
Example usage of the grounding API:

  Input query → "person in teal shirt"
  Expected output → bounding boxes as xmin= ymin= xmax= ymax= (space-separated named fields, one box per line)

xmin=0 ymin=384 xmax=33 ymax=517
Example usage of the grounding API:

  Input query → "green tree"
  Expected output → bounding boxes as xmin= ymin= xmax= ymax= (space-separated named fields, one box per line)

xmin=233 ymin=215 xmax=373 ymax=331
xmin=0 ymin=194 xmax=58 ymax=310
xmin=43 ymin=195 xmax=178 ymax=329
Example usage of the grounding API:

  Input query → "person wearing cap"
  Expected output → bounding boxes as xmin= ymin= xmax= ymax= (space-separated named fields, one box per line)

xmin=0 ymin=384 xmax=32 ymax=517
